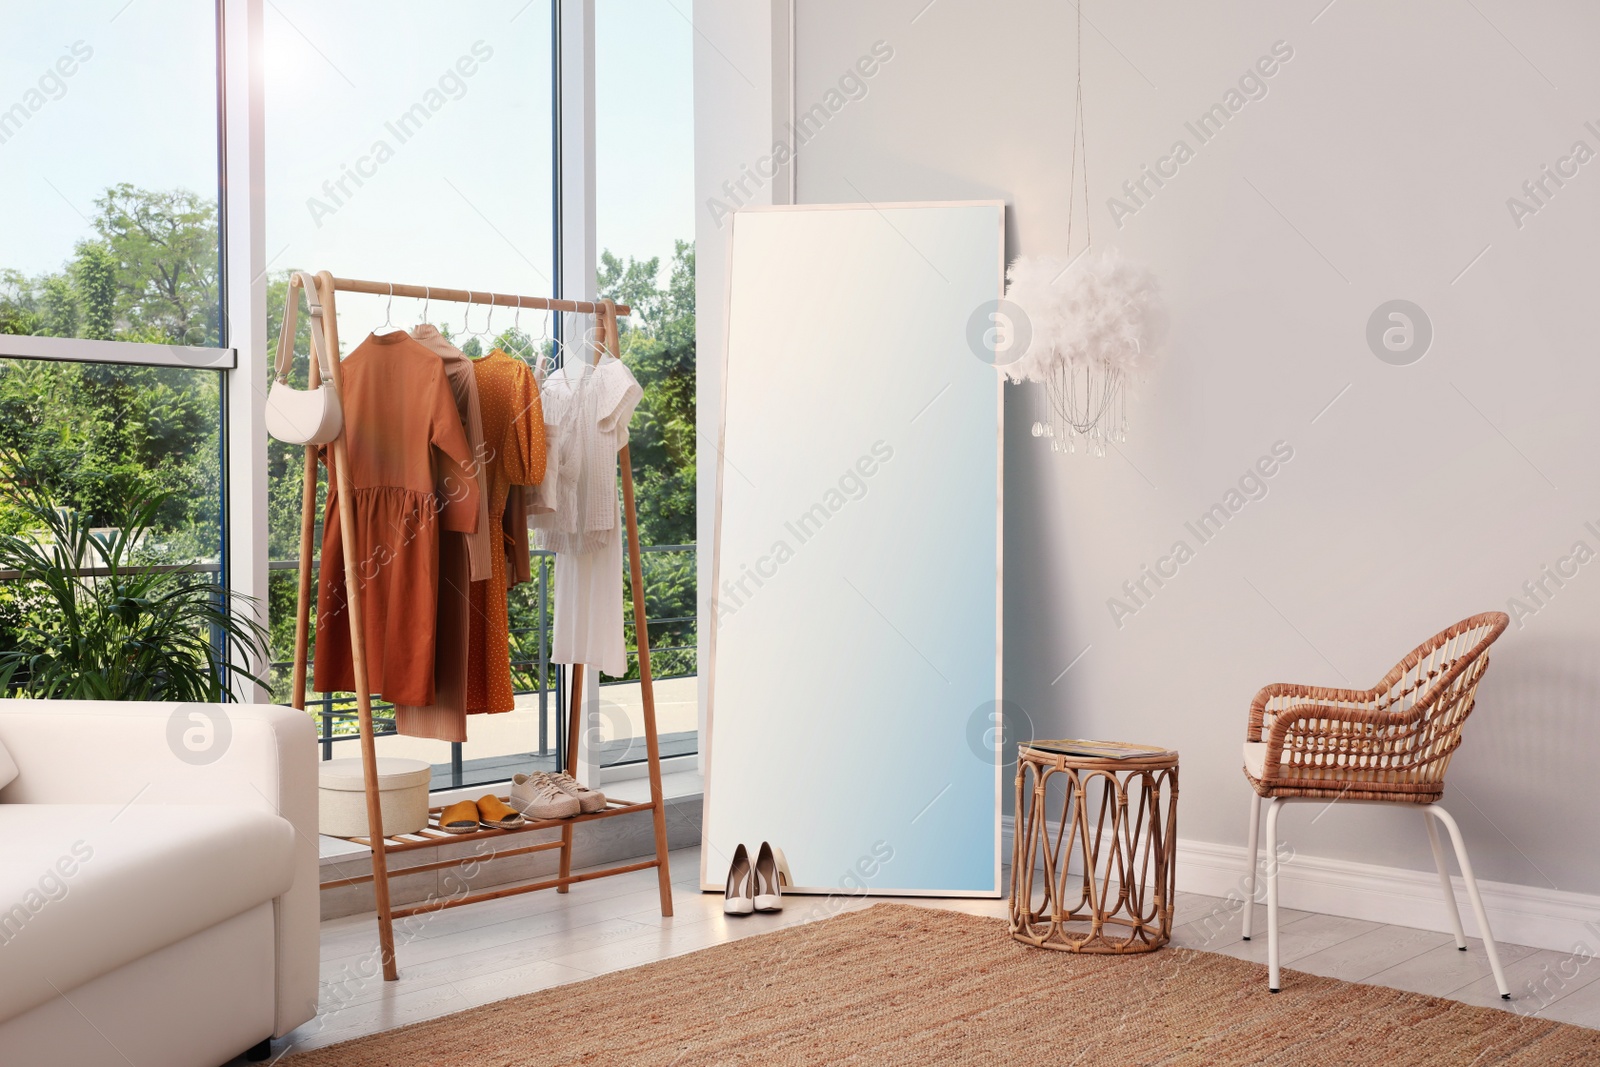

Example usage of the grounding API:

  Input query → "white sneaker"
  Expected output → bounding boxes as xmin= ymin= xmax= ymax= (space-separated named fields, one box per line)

xmin=510 ymin=773 xmax=581 ymax=819
xmin=544 ymin=771 xmax=607 ymax=813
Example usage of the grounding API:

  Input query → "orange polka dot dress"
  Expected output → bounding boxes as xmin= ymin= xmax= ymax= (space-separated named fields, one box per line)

xmin=465 ymin=349 xmax=545 ymax=714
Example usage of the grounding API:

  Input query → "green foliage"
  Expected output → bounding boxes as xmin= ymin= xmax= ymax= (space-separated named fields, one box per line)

xmin=0 ymin=470 xmax=267 ymax=701
xmin=0 ymin=360 xmax=221 ymax=550
xmin=0 ymin=305 xmax=36 ymax=336
xmin=73 ymin=243 xmax=116 ymax=340
xmin=40 ymin=274 xmax=79 ymax=339
xmin=598 ymin=249 xmax=665 ymax=325
xmin=603 ymin=240 xmax=696 ymax=550
xmin=0 ymin=186 xmax=225 ymax=627
xmin=0 ymin=270 xmax=41 ymax=336
xmin=594 ymin=240 xmax=697 ymax=681
xmin=0 ymin=184 xmax=219 ymax=347
xmin=92 ymin=183 xmax=220 ymax=346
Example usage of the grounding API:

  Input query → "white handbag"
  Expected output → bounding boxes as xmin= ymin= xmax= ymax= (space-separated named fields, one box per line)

xmin=265 ymin=272 xmax=343 ymax=445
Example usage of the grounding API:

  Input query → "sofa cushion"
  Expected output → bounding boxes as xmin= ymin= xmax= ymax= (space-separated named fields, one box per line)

xmin=0 ymin=736 xmax=15 ymax=791
xmin=0 ymin=803 xmax=295 ymax=1023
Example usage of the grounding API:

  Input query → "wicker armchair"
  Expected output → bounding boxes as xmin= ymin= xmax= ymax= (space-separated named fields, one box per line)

xmin=1239 ymin=612 xmax=1512 ymax=997
xmin=1243 ymin=612 xmax=1508 ymax=804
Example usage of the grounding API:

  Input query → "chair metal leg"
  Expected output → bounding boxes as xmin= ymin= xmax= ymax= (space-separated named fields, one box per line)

xmin=1427 ymin=804 xmax=1511 ymax=999
xmin=1265 ymin=797 xmax=1282 ymax=992
xmin=1242 ymin=793 xmax=1262 ymax=940
xmin=1424 ymin=810 xmax=1468 ymax=949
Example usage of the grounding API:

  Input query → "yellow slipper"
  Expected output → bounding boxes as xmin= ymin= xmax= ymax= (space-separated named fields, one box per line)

xmin=439 ymin=799 xmax=481 ymax=834
xmin=477 ymin=795 xmax=525 ymax=830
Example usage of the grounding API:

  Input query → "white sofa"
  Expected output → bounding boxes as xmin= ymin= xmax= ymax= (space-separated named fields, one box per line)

xmin=0 ymin=700 xmax=318 ymax=1066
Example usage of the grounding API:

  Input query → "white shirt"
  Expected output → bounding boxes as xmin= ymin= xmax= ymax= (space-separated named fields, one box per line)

xmin=533 ymin=356 xmax=641 ymax=555
xmin=542 ymin=356 xmax=643 ymax=674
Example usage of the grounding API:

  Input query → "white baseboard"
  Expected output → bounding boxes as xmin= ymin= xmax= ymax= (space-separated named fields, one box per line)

xmin=1001 ymin=817 xmax=1600 ymax=955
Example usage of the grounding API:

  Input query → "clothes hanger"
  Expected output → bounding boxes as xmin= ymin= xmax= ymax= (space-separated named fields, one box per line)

xmin=373 ymin=282 xmax=407 ymax=337
xmin=503 ymin=303 xmax=553 ymax=379
xmin=507 ymin=303 xmax=525 ymax=362
xmin=507 ymin=303 xmax=542 ymax=372
xmin=553 ymin=311 xmax=590 ymax=382
xmin=553 ymin=313 xmax=611 ymax=385
xmin=576 ymin=318 xmax=608 ymax=366
xmin=528 ymin=306 xmax=554 ymax=379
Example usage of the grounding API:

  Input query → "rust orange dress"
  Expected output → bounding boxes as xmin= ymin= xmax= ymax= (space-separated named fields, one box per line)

xmin=315 ymin=331 xmax=480 ymax=707
xmin=466 ymin=349 xmax=546 ymax=714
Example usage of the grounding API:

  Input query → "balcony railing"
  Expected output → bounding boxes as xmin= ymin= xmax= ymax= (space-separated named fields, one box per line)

xmin=0 ymin=535 xmax=695 ymax=791
xmin=270 ymin=543 xmax=697 ymax=791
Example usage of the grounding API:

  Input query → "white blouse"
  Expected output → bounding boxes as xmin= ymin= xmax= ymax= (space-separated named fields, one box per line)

xmin=532 ymin=356 xmax=642 ymax=556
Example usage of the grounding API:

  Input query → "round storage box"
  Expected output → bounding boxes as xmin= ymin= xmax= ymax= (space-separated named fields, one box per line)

xmin=318 ymin=757 xmax=432 ymax=838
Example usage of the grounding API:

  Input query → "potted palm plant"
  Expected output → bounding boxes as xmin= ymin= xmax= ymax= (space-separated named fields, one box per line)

xmin=0 ymin=471 xmax=268 ymax=701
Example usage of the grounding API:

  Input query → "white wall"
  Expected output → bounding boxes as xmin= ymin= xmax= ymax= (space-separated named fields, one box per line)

xmin=696 ymin=0 xmax=1600 ymax=902
xmin=693 ymin=1 xmax=793 ymax=769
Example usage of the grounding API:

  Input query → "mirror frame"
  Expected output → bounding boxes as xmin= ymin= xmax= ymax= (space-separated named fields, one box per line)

xmin=700 ymin=200 xmax=1006 ymax=897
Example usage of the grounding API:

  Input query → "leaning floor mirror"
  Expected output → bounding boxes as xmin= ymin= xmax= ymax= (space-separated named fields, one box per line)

xmin=703 ymin=201 xmax=1005 ymax=897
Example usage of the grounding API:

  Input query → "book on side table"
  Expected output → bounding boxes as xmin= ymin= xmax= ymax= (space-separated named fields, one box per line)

xmin=1024 ymin=738 xmax=1174 ymax=760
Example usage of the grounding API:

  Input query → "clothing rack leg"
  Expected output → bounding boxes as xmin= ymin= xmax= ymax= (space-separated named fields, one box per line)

xmin=558 ymin=663 xmax=583 ymax=894
xmin=289 ymin=284 xmax=322 ymax=710
xmin=291 ymin=445 xmax=317 ymax=707
xmin=604 ymin=301 xmax=674 ymax=917
xmin=620 ymin=444 xmax=675 ymax=917
xmin=315 ymin=271 xmax=399 ymax=981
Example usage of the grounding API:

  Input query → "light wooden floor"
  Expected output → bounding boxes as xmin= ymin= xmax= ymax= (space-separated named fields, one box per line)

xmin=255 ymin=846 xmax=1600 ymax=1060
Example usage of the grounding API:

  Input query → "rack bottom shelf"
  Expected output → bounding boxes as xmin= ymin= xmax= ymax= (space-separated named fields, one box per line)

xmin=318 ymin=796 xmax=661 ymax=891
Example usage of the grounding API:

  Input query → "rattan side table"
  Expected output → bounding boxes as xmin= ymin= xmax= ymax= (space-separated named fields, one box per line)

xmin=1009 ymin=743 xmax=1178 ymax=953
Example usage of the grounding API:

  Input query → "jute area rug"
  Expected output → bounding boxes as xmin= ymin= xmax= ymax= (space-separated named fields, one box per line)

xmin=288 ymin=903 xmax=1600 ymax=1066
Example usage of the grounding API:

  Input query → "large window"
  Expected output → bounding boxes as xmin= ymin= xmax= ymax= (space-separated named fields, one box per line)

xmin=0 ymin=0 xmax=227 ymax=553
xmin=592 ymin=1 xmax=697 ymax=770
xmin=260 ymin=1 xmax=698 ymax=787
xmin=1 ymin=2 xmax=697 ymax=792
xmin=0 ymin=3 xmax=222 ymax=346
xmin=0 ymin=4 xmax=229 ymax=688
xmin=263 ymin=0 xmax=557 ymax=340
xmin=263 ymin=0 xmax=558 ymax=787
xmin=0 ymin=361 xmax=222 ymax=556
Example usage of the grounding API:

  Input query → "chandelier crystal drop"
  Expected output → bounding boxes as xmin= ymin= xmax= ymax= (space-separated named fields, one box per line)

xmin=1041 ymin=359 xmax=1129 ymax=457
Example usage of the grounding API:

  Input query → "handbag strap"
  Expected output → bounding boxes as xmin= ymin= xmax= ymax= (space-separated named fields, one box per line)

xmin=274 ymin=272 xmax=334 ymax=386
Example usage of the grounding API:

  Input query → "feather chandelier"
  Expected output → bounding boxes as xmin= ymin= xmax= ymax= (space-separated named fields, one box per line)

xmin=1001 ymin=0 xmax=1164 ymax=456
xmin=1002 ymin=251 xmax=1163 ymax=454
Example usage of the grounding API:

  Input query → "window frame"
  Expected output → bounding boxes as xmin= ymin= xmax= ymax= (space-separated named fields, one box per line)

xmin=0 ymin=2 xmax=238 ymax=372
xmin=0 ymin=1 xmax=603 ymax=706
xmin=0 ymin=334 xmax=235 ymax=370
xmin=0 ymin=1 xmax=248 ymax=686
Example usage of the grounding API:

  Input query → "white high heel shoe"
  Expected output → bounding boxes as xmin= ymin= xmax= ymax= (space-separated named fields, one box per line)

xmin=754 ymin=842 xmax=791 ymax=913
xmin=724 ymin=843 xmax=755 ymax=915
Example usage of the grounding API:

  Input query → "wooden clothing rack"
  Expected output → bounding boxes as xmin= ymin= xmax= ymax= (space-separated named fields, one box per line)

xmin=288 ymin=270 xmax=673 ymax=982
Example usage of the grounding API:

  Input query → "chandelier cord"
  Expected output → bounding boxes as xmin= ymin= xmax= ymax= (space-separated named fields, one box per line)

xmin=1065 ymin=0 xmax=1091 ymax=256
